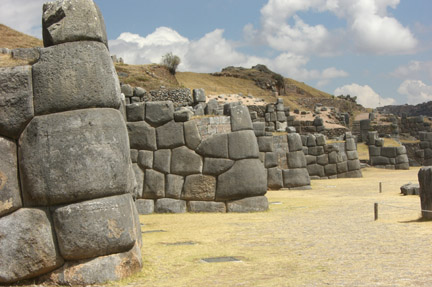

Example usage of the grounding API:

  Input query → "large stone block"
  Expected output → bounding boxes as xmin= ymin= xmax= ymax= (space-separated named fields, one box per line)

xmin=370 ymin=156 xmax=390 ymax=166
xmin=368 ymin=146 xmax=381 ymax=156
xmin=346 ymin=150 xmax=359 ymax=160
xmin=0 ymin=66 xmax=34 ymax=139
xmin=253 ymin=122 xmax=266 ymax=137
xmin=227 ymin=196 xmax=269 ymax=213
xmin=0 ymin=137 xmax=21 ymax=217
xmin=126 ymin=102 xmax=145 ymax=122
xmin=183 ymin=175 xmax=216 ymax=201
xmin=416 ymin=166 xmax=431 ymax=211
xmin=166 ymin=174 xmax=184 ymax=199
xmin=143 ymin=169 xmax=165 ymax=199
xmin=42 ymin=0 xmax=108 ymax=47
xmin=188 ymin=201 xmax=226 ymax=213
xmin=230 ymin=105 xmax=253 ymax=131
xmin=283 ymin=168 xmax=311 ymax=189
xmin=345 ymin=138 xmax=356 ymax=151
xmin=196 ymin=133 xmax=228 ymax=158
xmin=287 ymin=133 xmax=303 ymax=152
xmin=267 ymin=167 xmax=283 ymax=190
xmin=216 ymin=159 xmax=267 ymax=201
xmin=348 ymin=160 xmax=361 ymax=171
xmin=132 ymin=164 xmax=143 ymax=199
xmin=257 ymin=136 xmax=274 ymax=152
xmin=171 ymin=146 xmax=203 ymax=175
xmin=324 ymin=164 xmax=337 ymax=176
xmin=135 ymin=199 xmax=154 ymax=214
xmin=184 ymin=120 xmax=202 ymax=150
xmin=153 ymin=149 xmax=171 ymax=174
xmin=193 ymin=88 xmax=206 ymax=104
xmin=381 ymin=147 xmax=397 ymax=158
xmin=337 ymin=161 xmax=348 ymax=173
xmin=203 ymin=158 xmax=234 ymax=176
xmin=156 ymin=120 xmax=185 ymax=149
xmin=52 ymin=194 xmax=136 ymax=260
xmin=307 ymin=164 xmax=325 ymax=178
xmin=145 ymin=101 xmax=174 ymax=126
xmin=138 ymin=150 xmax=153 ymax=169
xmin=44 ymin=243 xmax=142 ymax=286
xmin=317 ymin=154 xmax=329 ymax=166
xmin=287 ymin=151 xmax=307 ymax=168
xmin=0 ymin=208 xmax=64 ymax=284
xmin=265 ymin=152 xmax=278 ymax=168
xmin=19 ymin=109 xmax=130 ymax=206
xmin=155 ymin=198 xmax=187 ymax=213
xmin=33 ymin=42 xmax=120 ymax=115
xmin=228 ymin=130 xmax=259 ymax=160
xmin=127 ymin=121 xmax=157 ymax=151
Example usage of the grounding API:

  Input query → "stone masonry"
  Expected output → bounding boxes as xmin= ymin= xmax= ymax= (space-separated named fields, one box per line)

xmin=0 ymin=0 xmax=142 ymax=285
xmin=367 ymin=131 xmax=409 ymax=170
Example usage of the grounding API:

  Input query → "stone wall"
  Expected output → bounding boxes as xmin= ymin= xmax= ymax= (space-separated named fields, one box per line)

xmin=400 ymin=115 xmax=431 ymax=138
xmin=417 ymin=132 xmax=432 ymax=166
xmin=126 ymin=103 xmax=269 ymax=214
xmin=0 ymin=0 xmax=142 ymax=285
xmin=367 ymin=132 xmax=409 ymax=170
xmin=302 ymin=133 xmax=362 ymax=179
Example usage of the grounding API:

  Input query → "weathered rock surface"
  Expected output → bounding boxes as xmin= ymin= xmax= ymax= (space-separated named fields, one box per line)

xmin=153 ymin=149 xmax=171 ymax=174
xmin=126 ymin=102 xmax=145 ymax=122
xmin=183 ymin=175 xmax=216 ymax=201
xmin=283 ymin=168 xmax=311 ymax=189
xmin=228 ymin=130 xmax=259 ymax=160
xmin=135 ymin=199 xmax=155 ymax=215
xmin=155 ymin=198 xmax=187 ymax=213
xmin=400 ymin=183 xmax=420 ymax=196
xmin=0 ymin=137 xmax=21 ymax=217
xmin=33 ymin=42 xmax=120 ymax=115
xmin=42 ymin=0 xmax=108 ymax=47
xmin=203 ymin=158 xmax=234 ymax=176
xmin=184 ymin=120 xmax=202 ymax=150
xmin=0 ymin=208 xmax=64 ymax=284
xmin=227 ymin=196 xmax=269 ymax=212
xmin=165 ymin=174 xmax=184 ymax=199
xmin=418 ymin=167 xmax=432 ymax=219
xmin=127 ymin=121 xmax=157 ymax=151
xmin=143 ymin=169 xmax=165 ymax=199
xmin=187 ymin=201 xmax=226 ymax=213
xmin=156 ymin=120 xmax=185 ymax=149
xmin=0 ymin=66 xmax=34 ymax=139
xmin=216 ymin=159 xmax=267 ymax=200
xmin=52 ymin=194 xmax=136 ymax=260
xmin=145 ymin=101 xmax=174 ymax=126
xmin=171 ymin=146 xmax=203 ymax=175
xmin=196 ymin=134 xmax=228 ymax=158
xmin=230 ymin=105 xmax=253 ymax=131
xmin=19 ymin=109 xmax=130 ymax=206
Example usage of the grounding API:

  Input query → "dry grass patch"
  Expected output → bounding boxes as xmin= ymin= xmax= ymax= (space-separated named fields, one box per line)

xmin=0 ymin=24 xmax=43 ymax=48
xmin=0 ymin=54 xmax=32 ymax=67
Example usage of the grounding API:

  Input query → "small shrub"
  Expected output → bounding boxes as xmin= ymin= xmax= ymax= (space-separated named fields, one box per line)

xmin=161 ymin=52 xmax=181 ymax=75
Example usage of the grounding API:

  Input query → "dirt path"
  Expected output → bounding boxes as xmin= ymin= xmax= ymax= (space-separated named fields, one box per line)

xmin=107 ymin=167 xmax=432 ymax=287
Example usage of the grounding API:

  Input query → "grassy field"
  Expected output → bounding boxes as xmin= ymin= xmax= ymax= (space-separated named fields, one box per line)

xmin=103 ymin=167 xmax=432 ymax=287
xmin=0 ymin=24 xmax=42 ymax=48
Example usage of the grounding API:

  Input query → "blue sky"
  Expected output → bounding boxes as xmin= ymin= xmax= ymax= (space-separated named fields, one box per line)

xmin=2 ymin=0 xmax=432 ymax=108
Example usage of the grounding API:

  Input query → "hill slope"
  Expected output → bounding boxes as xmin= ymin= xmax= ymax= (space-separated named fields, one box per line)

xmin=0 ymin=24 xmax=43 ymax=48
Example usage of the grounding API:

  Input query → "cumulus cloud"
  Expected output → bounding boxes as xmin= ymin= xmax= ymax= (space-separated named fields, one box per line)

xmin=391 ymin=61 xmax=432 ymax=82
xmin=248 ymin=0 xmax=418 ymax=56
xmin=397 ymin=80 xmax=432 ymax=105
xmin=0 ymin=0 xmax=45 ymax=38
xmin=109 ymin=27 xmax=348 ymax=86
xmin=334 ymin=83 xmax=395 ymax=108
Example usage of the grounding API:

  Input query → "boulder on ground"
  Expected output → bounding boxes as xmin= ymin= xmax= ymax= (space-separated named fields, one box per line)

xmin=400 ymin=183 xmax=420 ymax=196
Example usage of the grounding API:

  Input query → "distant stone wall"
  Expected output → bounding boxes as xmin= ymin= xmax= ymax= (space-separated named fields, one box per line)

xmin=367 ymin=132 xmax=409 ymax=169
xmin=302 ymin=133 xmax=362 ymax=179
xmin=126 ymin=102 xmax=269 ymax=214
xmin=417 ymin=132 xmax=432 ymax=166
xmin=400 ymin=116 xmax=431 ymax=138
xmin=0 ymin=0 xmax=142 ymax=285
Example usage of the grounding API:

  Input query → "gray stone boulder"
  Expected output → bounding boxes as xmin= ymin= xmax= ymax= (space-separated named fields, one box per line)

xmin=418 ymin=167 xmax=432 ymax=219
xmin=143 ymin=169 xmax=165 ymax=199
xmin=288 ymin=133 xmax=303 ymax=152
xmin=171 ymin=146 xmax=203 ymax=175
xmin=196 ymin=134 xmax=228 ymax=158
xmin=400 ymin=183 xmax=420 ymax=196
xmin=265 ymin=152 xmax=278 ymax=168
xmin=19 ymin=109 xmax=131 ymax=206
xmin=127 ymin=121 xmax=157 ymax=151
xmin=184 ymin=120 xmax=202 ymax=150
xmin=307 ymin=164 xmax=325 ymax=178
xmin=257 ymin=136 xmax=274 ymax=152
xmin=188 ymin=201 xmax=226 ymax=213
xmin=267 ymin=167 xmax=283 ymax=190
xmin=230 ymin=105 xmax=253 ymax=131
xmin=287 ymin=151 xmax=307 ymax=168
xmin=137 ymin=150 xmax=153 ymax=169
xmin=0 ymin=208 xmax=64 ymax=284
xmin=205 ymin=99 xmax=219 ymax=115
xmin=183 ymin=175 xmax=216 ymax=201
xmin=203 ymin=158 xmax=234 ymax=176
xmin=227 ymin=196 xmax=269 ymax=213
xmin=153 ymin=149 xmax=171 ymax=174
xmin=0 ymin=137 xmax=21 ymax=217
xmin=156 ymin=121 xmax=185 ymax=149
xmin=121 ymin=84 xmax=133 ymax=97
xmin=228 ymin=130 xmax=259 ymax=160
xmin=165 ymin=174 xmax=184 ymax=199
xmin=135 ymin=199 xmax=155 ymax=214
xmin=145 ymin=101 xmax=174 ymax=126
xmin=52 ymin=194 xmax=136 ymax=260
xmin=126 ymin=102 xmax=145 ymax=122
xmin=174 ymin=108 xmax=193 ymax=122
xmin=0 ymin=66 xmax=34 ymax=139
xmin=216 ymin=159 xmax=267 ymax=200
xmin=193 ymin=88 xmax=206 ymax=104
xmin=283 ymin=168 xmax=311 ymax=189
xmin=131 ymin=164 xmax=143 ymax=199
xmin=33 ymin=41 xmax=120 ymax=115
xmin=155 ymin=198 xmax=187 ymax=213
xmin=44 ymin=243 xmax=142 ymax=286
xmin=42 ymin=0 xmax=108 ymax=47
xmin=134 ymin=87 xmax=146 ymax=98
xmin=253 ymin=122 xmax=266 ymax=137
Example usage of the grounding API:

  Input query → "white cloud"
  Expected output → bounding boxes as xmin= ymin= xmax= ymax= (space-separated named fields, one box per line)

xmin=397 ymin=80 xmax=432 ymax=105
xmin=0 ymin=0 xmax=45 ymax=38
xmin=334 ymin=83 xmax=395 ymax=108
xmin=109 ymin=28 xmax=348 ymax=86
xmin=248 ymin=0 xmax=418 ymax=56
xmin=391 ymin=61 xmax=432 ymax=82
